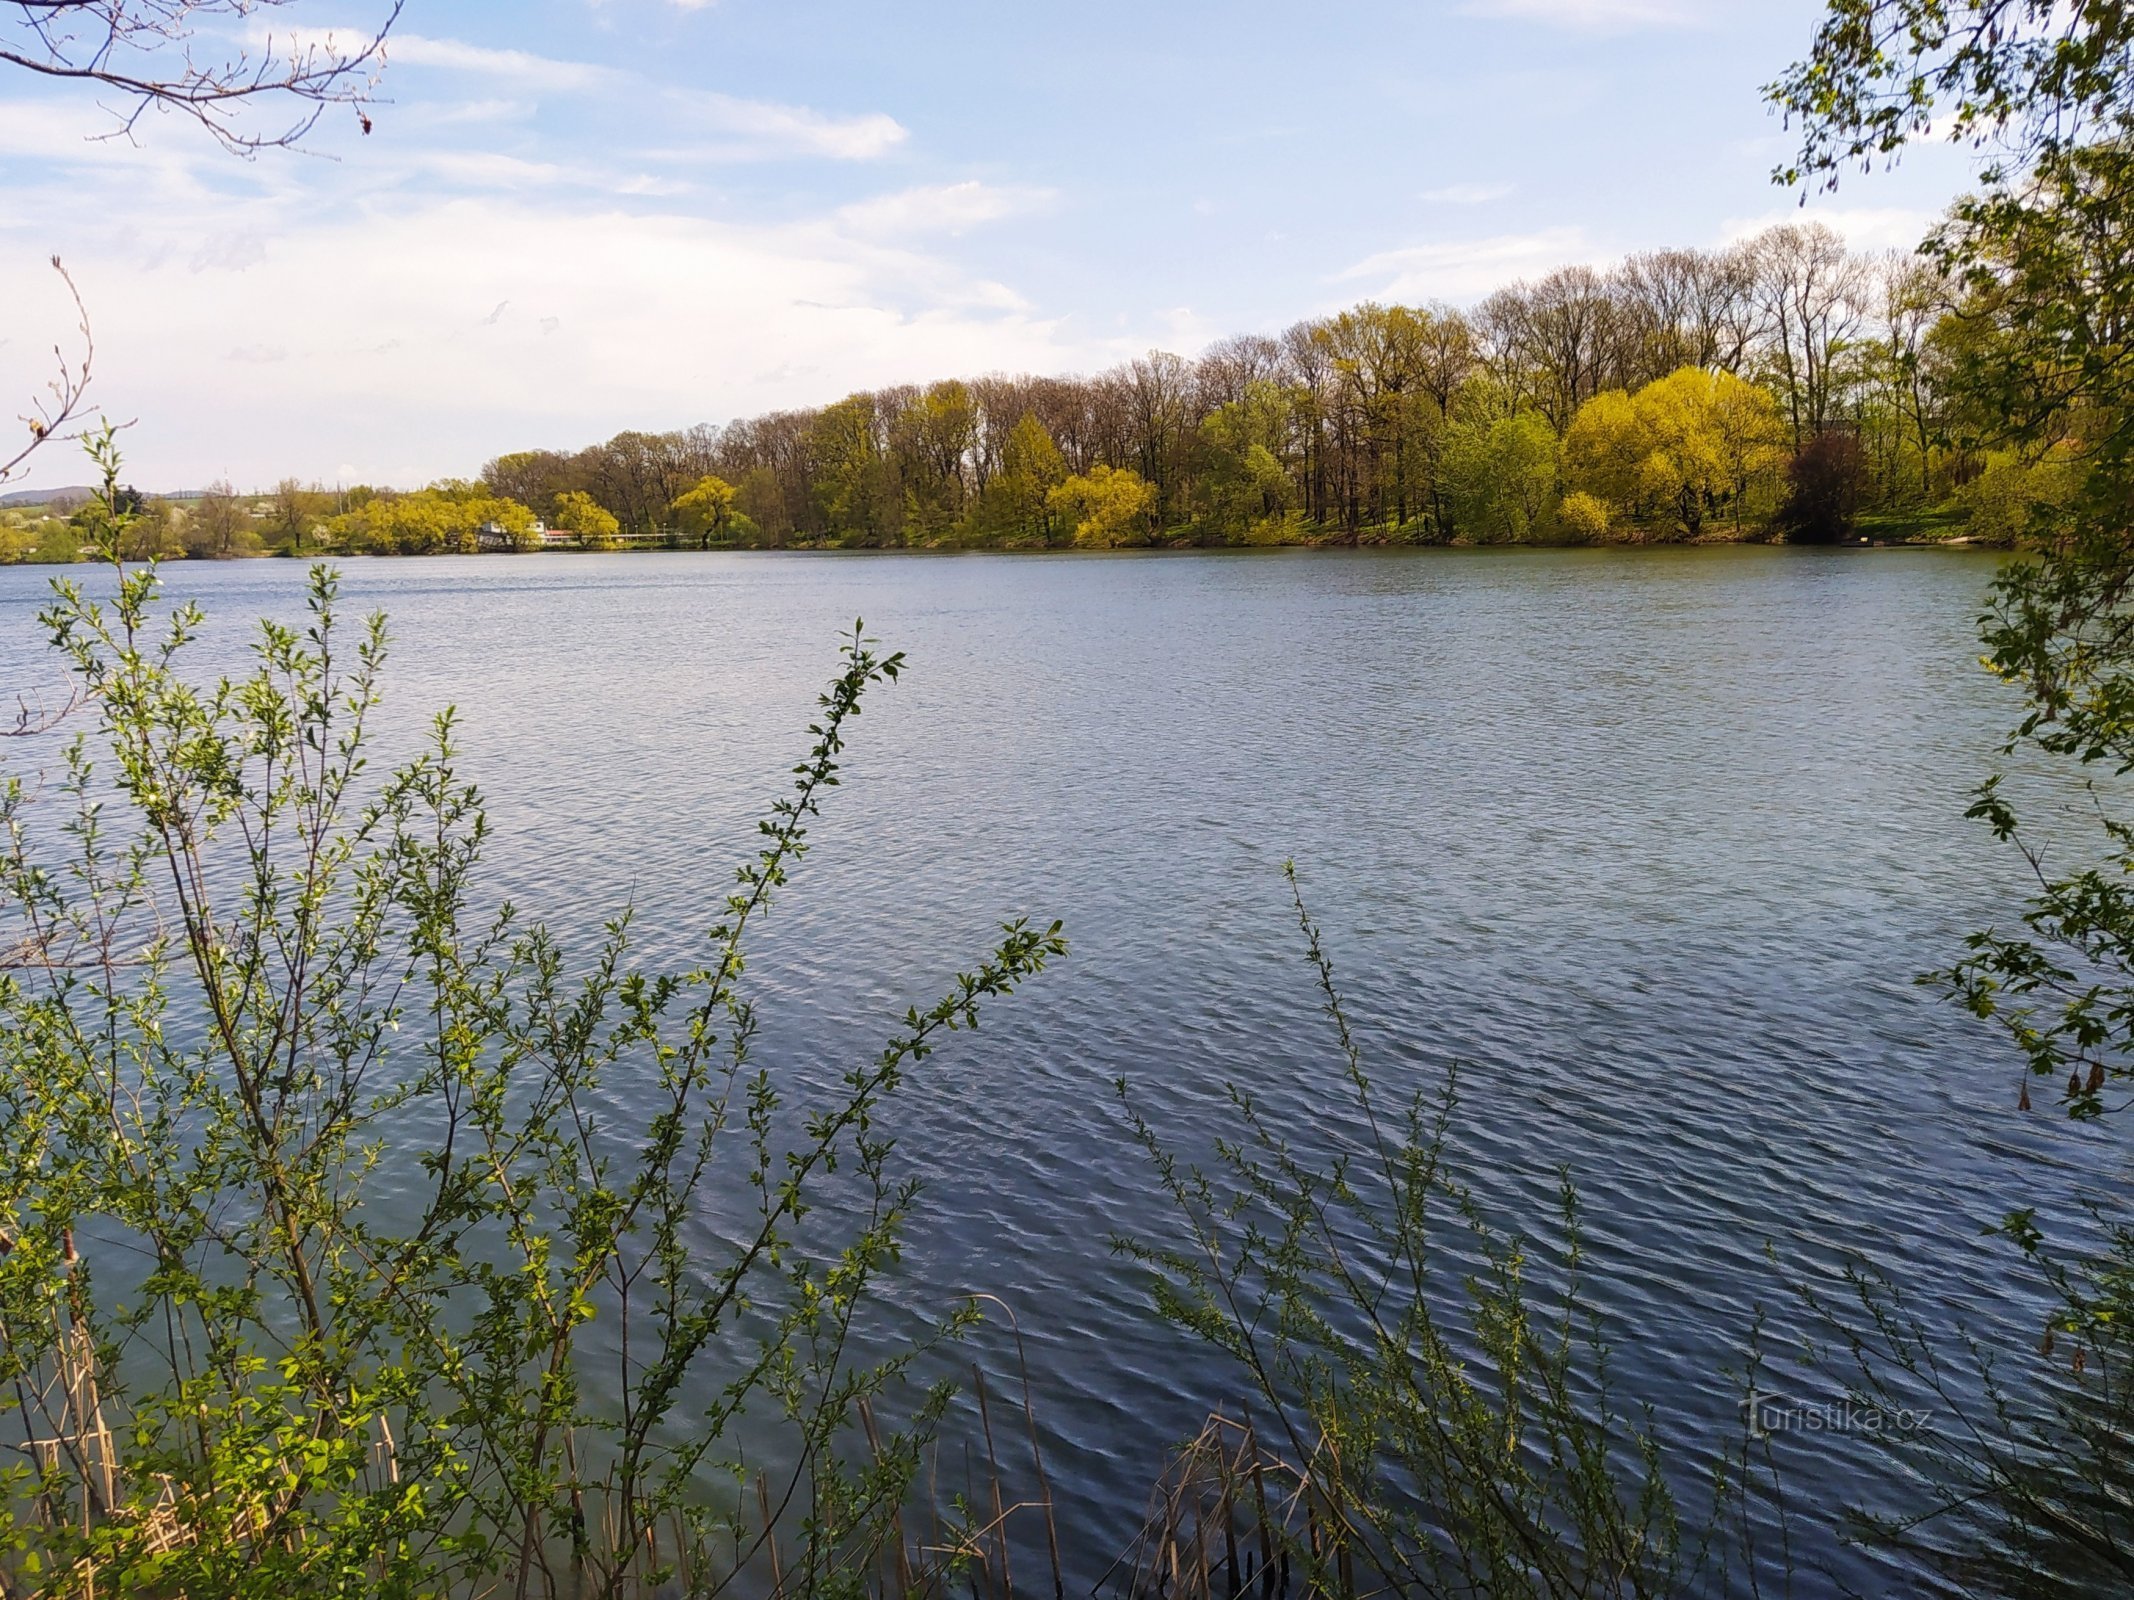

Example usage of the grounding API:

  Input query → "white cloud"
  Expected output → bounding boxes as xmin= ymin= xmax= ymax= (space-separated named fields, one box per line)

xmin=664 ymin=90 xmax=907 ymax=161
xmin=835 ymin=182 xmax=1053 ymax=237
xmin=1719 ymin=206 xmax=1940 ymax=251
xmin=381 ymin=35 xmax=622 ymax=92
xmin=189 ymin=232 xmax=268 ymax=273
xmin=404 ymin=98 xmax=540 ymax=128
xmin=275 ymin=26 xmax=900 ymax=175
xmin=0 ymin=190 xmax=1128 ymax=490
xmin=390 ymin=148 xmax=695 ymax=197
xmin=1155 ymin=306 xmax=1218 ymax=351
xmin=1337 ymin=227 xmax=1600 ymax=301
xmin=408 ymin=150 xmax=567 ymax=188
xmin=1420 ymin=182 xmax=1514 ymax=204
xmin=1460 ymin=0 xmax=1704 ymax=29
xmin=0 ymin=100 xmax=216 ymax=199
xmin=0 ymin=40 xmax=998 ymax=494
xmin=235 ymin=30 xmax=904 ymax=165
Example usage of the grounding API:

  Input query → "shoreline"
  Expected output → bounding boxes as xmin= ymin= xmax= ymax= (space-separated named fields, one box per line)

xmin=0 ymin=534 xmax=2004 ymax=568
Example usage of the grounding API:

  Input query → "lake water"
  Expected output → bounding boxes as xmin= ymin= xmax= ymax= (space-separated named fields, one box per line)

xmin=1 ymin=546 xmax=2121 ymax=1594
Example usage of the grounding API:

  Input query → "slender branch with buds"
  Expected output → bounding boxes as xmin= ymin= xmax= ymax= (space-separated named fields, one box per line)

xmin=2 ymin=0 xmax=402 ymax=153
xmin=2 ymin=256 xmax=95 ymax=485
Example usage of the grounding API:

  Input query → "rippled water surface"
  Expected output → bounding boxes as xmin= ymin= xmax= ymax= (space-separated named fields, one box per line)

xmin=3 ymin=546 xmax=2122 ymax=1592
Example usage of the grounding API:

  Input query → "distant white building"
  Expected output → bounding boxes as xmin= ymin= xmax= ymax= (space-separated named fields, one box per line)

xmin=477 ymin=518 xmax=548 ymax=552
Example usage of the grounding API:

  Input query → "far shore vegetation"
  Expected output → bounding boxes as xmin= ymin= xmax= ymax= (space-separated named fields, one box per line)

xmin=1 ymin=223 xmax=2060 ymax=565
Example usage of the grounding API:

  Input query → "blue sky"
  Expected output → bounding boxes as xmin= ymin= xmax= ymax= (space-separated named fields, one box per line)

xmin=0 ymin=0 xmax=1980 ymax=490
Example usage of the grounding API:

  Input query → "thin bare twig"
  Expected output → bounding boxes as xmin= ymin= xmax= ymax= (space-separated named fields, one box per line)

xmin=2 ymin=256 xmax=94 ymax=485
xmin=2 ymin=0 xmax=403 ymax=154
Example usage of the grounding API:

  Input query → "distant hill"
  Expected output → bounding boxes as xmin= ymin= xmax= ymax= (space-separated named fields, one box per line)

xmin=0 ymin=486 xmax=207 ymax=509
xmin=0 ymin=485 xmax=94 ymax=508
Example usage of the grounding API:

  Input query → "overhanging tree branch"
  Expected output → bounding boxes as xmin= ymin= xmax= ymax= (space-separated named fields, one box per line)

xmin=2 ymin=0 xmax=402 ymax=154
xmin=2 ymin=2 xmax=401 ymax=483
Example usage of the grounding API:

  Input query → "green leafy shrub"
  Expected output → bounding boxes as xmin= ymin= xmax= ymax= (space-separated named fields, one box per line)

xmin=0 ymin=436 xmax=1063 ymax=1599
xmin=1555 ymin=490 xmax=1612 ymax=544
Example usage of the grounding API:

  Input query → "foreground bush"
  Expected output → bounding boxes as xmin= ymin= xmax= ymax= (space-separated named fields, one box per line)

xmin=0 ymin=443 xmax=1063 ymax=1599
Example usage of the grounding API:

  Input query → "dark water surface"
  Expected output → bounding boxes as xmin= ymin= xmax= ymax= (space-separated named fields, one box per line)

xmin=2 ymin=546 xmax=2122 ymax=1593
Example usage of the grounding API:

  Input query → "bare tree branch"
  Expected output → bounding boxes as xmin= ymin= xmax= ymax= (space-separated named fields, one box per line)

xmin=4 ymin=685 xmax=84 ymax=737
xmin=1 ymin=4 xmax=401 ymax=481
xmin=1 ymin=255 xmax=94 ymax=485
xmin=2 ymin=0 xmax=402 ymax=154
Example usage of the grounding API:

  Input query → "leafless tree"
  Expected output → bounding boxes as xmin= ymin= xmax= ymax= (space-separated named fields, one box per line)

xmin=1194 ymin=333 xmax=1284 ymax=411
xmin=1751 ymin=222 xmax=1872 ymax=446
xmin=1614 ymin=246 xmax=1761 ymax=385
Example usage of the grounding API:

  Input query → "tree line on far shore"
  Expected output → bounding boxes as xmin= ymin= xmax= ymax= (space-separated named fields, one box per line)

xmin=468 ymin=219 xmax=2071 ymax=552
xmin=1 ymin=219 xmax=2078 ymax=562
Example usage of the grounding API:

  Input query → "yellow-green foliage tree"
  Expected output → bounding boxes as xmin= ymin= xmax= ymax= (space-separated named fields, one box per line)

xmin=734 ymin=466 xmax=793 ymax=546
xmin=979 ymin=413 xmax=1068 ymax=544
xmin=1197 ymin=381 xmax=1297 ymax=541
xmin=892 ymin=380 xmax=977 ymax=540
xmin=1565 ymin=367 xmax=1787 ymax=537
xmin=37 ymin=526 xmax=83 ymax=562
xmin=1442 ymin=414 xmax=1559 ymax=543
xmin=670 ymin=475 xmax=737 ymax=549
xmin=79 ymin=491 xmax=185 ymax=561
xmin=330 ymin=484 xmax=536 ymax=555
xmin=1314 ymin=302 xmax=1459 ymax=532
xmin=1956 ymin=449 xmax=2084 ymax=546
xmin=1555 ymin=490 xmax=1612 ymax=543
xmin=1561 ymin=391 xmax=1643 ymax=512
xmin=0 ymin=512 xmax=43 ymax=563
xmin=810 ymin=394 xmax=899 ymax=546
xmin=505 ymin=508 xmax=547 ymax=552
xmin=1049 ymin=464 xmax=1157 ymax=548
xmin=552 ymin=489 xmax=621 ymax=550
